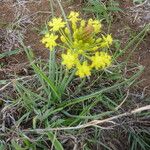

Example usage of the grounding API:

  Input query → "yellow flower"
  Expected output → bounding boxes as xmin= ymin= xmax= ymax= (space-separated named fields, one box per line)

xmin=80 ymin=20 xmax=86 ymax=27
xmin=62 ymin=50 xmax=78 ymax=69
xmin=60 ymin=35 xmax=67 ymax=43
xmin=92 ymin=46 xmax=99 ymax=51
xmin=68 ymin=11 xmax=80 ymax=25
xmin=96 ymin=38 xmax=102 ymax=43
xmin=41 ymin=33 xmax=58 ymax=50
xmin=88 ymin=19 xmax=102 ymax=34
xmin=76 ymin=61 xmax=91 ymax=78
xmin=73 ymin=29 xmax=79 ymax=40
xmin=101 ymin=34 xmax=113 ymax=48
xmin=91 ymin=52 xmax=111 ymax=69
xmin=48 ymin=17 xmax=66 ymax=31
xmin=64 ymin=27 xmax=70 ymax=35
xmin=41 ymin=11 xmax=114 ymax=78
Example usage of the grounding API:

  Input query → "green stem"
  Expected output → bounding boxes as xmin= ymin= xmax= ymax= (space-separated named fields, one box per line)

xmin=56 ymin=0 xmax=72 ymax=39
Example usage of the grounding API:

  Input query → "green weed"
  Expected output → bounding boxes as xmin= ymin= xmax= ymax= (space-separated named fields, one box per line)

xmin=83 ymin=0 xmax=122 ymax=23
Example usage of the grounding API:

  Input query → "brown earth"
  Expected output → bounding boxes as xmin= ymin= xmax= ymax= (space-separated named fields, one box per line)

xmin=116 ymin=0 xmax=150 ymax=94
xmin=0 ymin=0 xmax=150 ymax=93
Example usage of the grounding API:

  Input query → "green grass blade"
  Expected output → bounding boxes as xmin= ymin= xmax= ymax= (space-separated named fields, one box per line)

xmin=11 ymin=140 xmax=27 ymax=150
xmin=47 ymin=132 xmax=64 ymax=150
xmin=48 ymin=50 xmax=56 ymax=82
xmin=19 ymin=39 xmax=60 ymax=100
xmin=32 ymin=64 xmax=61 ymax=100
xmin=58 ymin=66 xmax=143 ymax=109
xmin=0 ymin=49 xmax=20 ymax=59
xmin=0 ymin=143 xmax=5 ymax=150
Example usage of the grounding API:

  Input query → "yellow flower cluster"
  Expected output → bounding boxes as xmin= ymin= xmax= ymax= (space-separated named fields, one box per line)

xmin=42 ymin=11 xmax=113 ymax=78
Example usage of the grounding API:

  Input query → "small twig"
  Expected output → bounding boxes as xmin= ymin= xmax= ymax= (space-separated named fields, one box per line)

xmin=115 ymin=90 xmax=129 ymax=110
xmin=141 ymin=86 xmax=149 ymax=99
xmin=0 ymin=75 xmax=36 ymax=92
xmin=133 ymin=12 xmax=139 ymax=23
xmin=133 ymin=0 xmax=148 ymax=8
xmin=22 ymin=105 xmax=150 ymax=132
xmin=0 ymin=82 xmax=12 ymax=92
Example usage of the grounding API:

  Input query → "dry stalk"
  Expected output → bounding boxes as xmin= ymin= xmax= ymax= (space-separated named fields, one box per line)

xmin=22 ymin=105 xmax=150 ymax=132
xmin=0 ymin=75 xmax=36 ymax=92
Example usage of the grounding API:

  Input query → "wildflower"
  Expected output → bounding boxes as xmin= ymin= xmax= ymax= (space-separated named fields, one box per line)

xmin=96 ymin=38 xmax=102 ymax=43
xmin=64 ymin=27 xmax=70 ymax=35
xmin=62 ymin=50 xmax=78 ymax=69
xmin=91 ymin=52 xmax=111 ymax=69
xmin=41 ymin=33 xmax=58 ymax=50
xmin=92 ymin=46 xmax=99 ymax=51
xmin=82 ymin=25 xmax=94 ymax=40
xmin=60 ymin=35 xmax=67 ymax=43
xmin=101 ymin=34 xmax=113 ymax=48
xmin=68 ymin=11 xmax=80 ymax=26
xmin=42 ymin=11 xmax=114 ymax=78
xmin=73 ymin=29 xmax=79 ymax=40
xmin=80 ymin=20 xmax=86 ymax=27
xmin=48 ymin=17 xmax=66 ymax=31
xmin=76 ymin=61 xmax=91 ymax=78
xmin=88 ymin=19 xmax=102 ymax=34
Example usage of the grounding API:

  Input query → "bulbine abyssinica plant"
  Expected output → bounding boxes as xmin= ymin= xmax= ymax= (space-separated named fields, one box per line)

xmin=42 ymin=11 xmax=113 ymax=78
